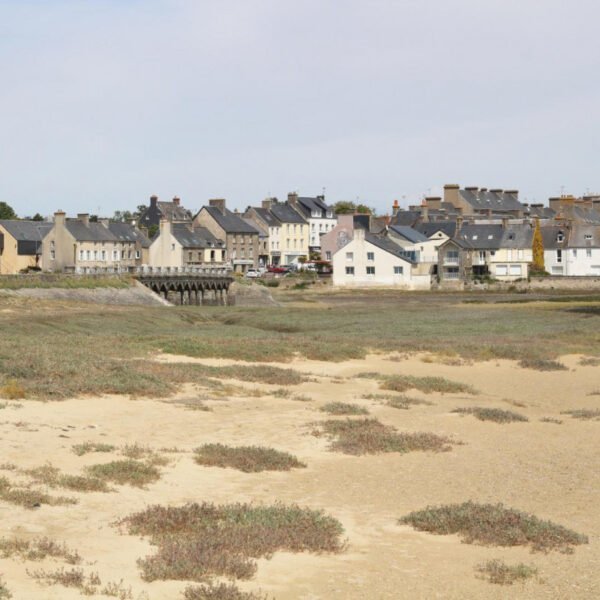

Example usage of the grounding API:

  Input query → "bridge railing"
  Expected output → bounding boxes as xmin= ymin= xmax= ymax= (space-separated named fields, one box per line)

xmin=69 ymin=265 xmax=233 ymax=277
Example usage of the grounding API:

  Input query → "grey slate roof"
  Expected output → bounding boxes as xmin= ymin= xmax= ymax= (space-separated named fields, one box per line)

xmin=248 ymin=207 xmax=280 ymax=227
xmin=65 ymin=220 xmax=117 ymax=242
xmin=568 ymin=224 xmax=600 ymax=247
xmin=455 ymin=224 xmax=504 ymax=249
xmin=500 ymin=224 xmax=534 ymax=248
xmin=415 ymin=221 xmax=457 ymax=238
xmin=242 ymin=217 xmax=267 ymax=237
xmin=269 ymin=202 xmax=307 ymax=225
xmin=540 ymin=225 xmax=569 ymax=250
xmin=459 ymin=189 xmax=524 ymax=213
xmin=203 ymin=206 xmax=259 ymax=234
xmin=365 ymin=233 xmax=416 ymax=264
xmin=171 ymin=224 xmax=223 ymax=248
xmin=157 ymin=201 xmax=192 ymax=222
xmin=295 ymin=197 xmax=332 ymax=219
xmin=0 ymin=220 xmax=52 ymax=241
xmin=390 ymin=210 xmax=421 ymax=227
xmin=389 ymin=225 xmax=429 ymax=244
xmin=108 ymin=222 xmax=151 ymax=248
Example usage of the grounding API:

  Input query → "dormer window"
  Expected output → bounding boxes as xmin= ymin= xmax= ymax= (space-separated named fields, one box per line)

xmin=508 ymin=233 xmax=514 ymax=240
xmin=585 ymin=234 xmax=592 ymax=240
xmin=472 ymin=235 xmax=478 ymax=240
xmin=488 ymin=234 xmax=493 ymax=239
xmin=557 ymin=231 xmax=564 ymax=242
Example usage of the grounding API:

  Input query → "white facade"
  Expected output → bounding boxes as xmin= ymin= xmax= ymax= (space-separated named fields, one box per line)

xmin=332 ymin=229 xmax=429 ymax=289
xmin=545 ymin=247 xmax=600 ymax=276
xmin=308 ymin=216 xmax=337 ymax=249
xmin=148 ymin=221 xmax=184 ymax=268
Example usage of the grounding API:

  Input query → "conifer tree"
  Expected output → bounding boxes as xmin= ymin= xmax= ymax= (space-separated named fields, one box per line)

xmin=532 ymin=219 xmax=545 ymax=274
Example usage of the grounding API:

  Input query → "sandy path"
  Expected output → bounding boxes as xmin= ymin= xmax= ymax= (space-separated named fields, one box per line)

xmin=1 ymin=353 xmax=599 ymax=599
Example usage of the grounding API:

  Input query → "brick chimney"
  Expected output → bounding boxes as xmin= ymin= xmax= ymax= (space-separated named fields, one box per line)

xmin=490 ymin=189 xmax=504 ymax=194
xmin=209 ymin=198 xmax=226 ymax=214
xmin=287 ymin=192 xmax=298 ymax=207
xmin=425 ymin=196 xmax=442 ymax=210
xmin=172 ymin=196 xmax=181 ymax=206
xmin=465 ymin=186 xmax=479 ymax=192
xmin=77 ymin=213 xmax=90 ymax=227
xmin=150 ymin=195 xmax=158 ymax=208
xmin=421 ymin=204 xmax=429 ymax=222
xmin=392 ymin=199 xmax=399 ymax=217
xmin=505 ymin=189 xmax=519 ymax=199
xmin=455 ymin=216 xmax=463 ymax=235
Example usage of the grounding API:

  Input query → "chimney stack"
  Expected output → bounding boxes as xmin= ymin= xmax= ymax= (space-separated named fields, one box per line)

xmin=262 ymin=198 xmax=274 ymax=210
xmin=287 ymin=192 xmax=298 ymax=207
xmin=444 ymin=184 xmax=460 ymax=207
xmin=172 ymin=196 xmax=180 ymax=206
xmin=455 ymin=216 xmax=463 ymax=235
xmin=54 ymin=210 xmax=66 ymax=227
xmin=421 ymin=205 xmax=429 ymax=222
xmin=392 ymin=199 xmax=399 ymax=217
xmin=209 ymin=198 xmax=226 ymax=214
xmin=150 ymin=195 xmax=158 ymax=208
xmin=77 ymin=213 xmax=90 ymax=227
xmin=425 ymin=196 xmax=442 ymax=210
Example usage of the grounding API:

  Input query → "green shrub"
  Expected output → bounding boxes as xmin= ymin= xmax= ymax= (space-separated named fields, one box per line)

xmin=85 ymin=460 xmax=161 ymax=488
xmin=320 ymin=402 xmax=369 ymax=415
xmin=475 ymin=559 xmax=538 ymax=585
xmin=194 ymin=444 xmax=306 ymax=473
xmin=453 ymin=407 xmax=528 ymax=423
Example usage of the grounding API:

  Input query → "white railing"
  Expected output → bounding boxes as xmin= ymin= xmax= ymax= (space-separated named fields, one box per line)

xmin=70 ymin=264 xmax=233 ymax=277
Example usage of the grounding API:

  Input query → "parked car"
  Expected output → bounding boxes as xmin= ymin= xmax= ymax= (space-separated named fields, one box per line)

xmin=245 ymin=269 xmax=259 ymax=278
xmin=267 ymin=266 xmax=289 ymax=274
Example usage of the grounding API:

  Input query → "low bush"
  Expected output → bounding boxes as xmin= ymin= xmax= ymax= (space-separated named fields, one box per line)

xmin=518 ymin=358 xmax=567 ymax=371
xmin=320 ymin=402 xmax=369 ymax=415
xmin=316 ymin=418 xmax=456 ymax=455
xmin=72 ymin=442 xmax=116 ymax=456
xmin=0 ymin=537 xmax=81 ymax=564
xmin=27 ymin=567 xmax=100 ymax=594
xmin=400 ymin=501 xmax=588 ymax=552
xmin=194 ymin=444 xmax=306 ymax=473
xmin=1 ymin=380 xmax=25 ymax=400
xmin=579 ymin=357 xmax=600 ymax=367
xmin=118 ymin=502 xmax=345 ymax=582
xmin=25 ymin=464 xmax=111 ymax=493
xmin=0 ymin=476 xmax=76 ymax=508
xmin=452 ymin=407 xmax=528 ymax=423
xmin=475 ymin=559 xmax=538 ymax=585
xmin=540 ymin=417 xmax=563 ymax=425
xmin=85 ymin=460 xmax=161 ymax=488
xmin=0 ymin=576 xmax=10 ymax=600
xmin=184 ymin=582 xmax=269 ymax=600
xmin=381 ymin=375 xmax=476 ymax=395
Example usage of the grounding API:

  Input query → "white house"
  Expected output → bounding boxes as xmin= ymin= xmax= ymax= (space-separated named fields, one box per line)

xmin=287 ymin=193 xmax=337 ymax=253
xmin=332 ymin=228 xmax=430 ymax=289
xmin=543 ymin=224 xmax=600 ymax=276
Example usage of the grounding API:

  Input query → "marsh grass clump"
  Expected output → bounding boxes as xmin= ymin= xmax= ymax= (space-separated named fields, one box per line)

xmin=0 ymin=380 xmax=25 ymax=400
xmin=184 ymin=583 xmax=269 ymax=600
xmin=317 ymin=418 xmax=456 ymax=455
xmin=475 ymin=559 xmax=538 ymax=585
xmin=579 ymin=356 xmax=600 ymax=366
xmin=540 ymin=417 xmax=563 ymax=425
xmin=28 ymin=568 xmax=101 ymax=594
xmin=320 ymin=402 xmax=368 ymax=416
xmin=85 ymin=460 xmax=160 ymax=488
xmin=194 ymin=444 xmax=306 ymax=473
xmin=71 ymin=442 xmax=116 ymax=456
xmin=452 ymin=407 xmax=528 ymax=423
xmin=361 ymin=393 xmax=433 ymax=409
xmin=0 ymin=537 xmax=81 ymax=564
xmin=0 ymin=576 xmax=10 ymax=600
xmin=119 ymin=502 xmax=345 ymax=582
xmin=381 ymin=375 xmax=476 ymax=395
xmin=560 ymin=409 xmax=600 ymax=421
xmin=24 ymin=465 xmax=111 ymax=493
xmin=167 ymin=397 xmax=211 ymax=411
xmin=400 ymin=502 xmax=588 ymax=552
xmin=518 ymin=358 xmax=567 ymax=371
xmin=0 ymin=476 xmax=76 ymax=508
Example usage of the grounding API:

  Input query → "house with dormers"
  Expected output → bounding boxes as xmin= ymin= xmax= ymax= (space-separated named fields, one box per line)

xmin=286 ymin=193 xmax=336 ymax=254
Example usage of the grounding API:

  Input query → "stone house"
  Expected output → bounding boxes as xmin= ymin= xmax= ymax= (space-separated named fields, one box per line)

xmin=148 ymin=221 xmax=226 ymax=268
xmin=138 ymin=195 xmax=193 ymax=232
xmin=0 ymin=220 xmax=52 ymax=274
xmin=193 ymin=199 xmax=259 ymax=273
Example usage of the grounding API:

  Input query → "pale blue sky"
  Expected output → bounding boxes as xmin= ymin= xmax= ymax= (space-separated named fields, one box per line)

xmin=1 ymin=0 xmax=599 ymax=216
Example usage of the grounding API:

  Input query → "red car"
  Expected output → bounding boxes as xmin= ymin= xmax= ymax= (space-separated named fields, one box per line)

xmin=267 ymin=266 xmax=289 ymax=274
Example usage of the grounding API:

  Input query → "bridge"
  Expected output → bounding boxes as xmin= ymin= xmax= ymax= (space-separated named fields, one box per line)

xmin=132 ymin=265 xmax=234 ymax=305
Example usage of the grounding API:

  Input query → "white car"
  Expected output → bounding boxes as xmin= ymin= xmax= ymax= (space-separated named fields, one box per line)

xmin=245 ymin=269 xmax=259 ymax=278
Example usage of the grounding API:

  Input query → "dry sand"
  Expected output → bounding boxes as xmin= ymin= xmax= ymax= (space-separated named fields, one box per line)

xmin=1 ymin=353 xmax=599 ymax=599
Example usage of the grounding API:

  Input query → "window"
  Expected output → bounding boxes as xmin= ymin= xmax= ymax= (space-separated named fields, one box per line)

xmin=50 ymin=250 xmax=55 ymax=260
xmin=585 ymin=234 xmax=592 ymax=240
xmin=86 ymin=250 xmax=91 ymax=260
xmin=557 ymin=231 xmax=564 ymax=242
xmin=79 ymin=250 xmax=84 ymax=261
xmin=509 ymin=265 xmax=522 ymax=276
xmin=517 ymin=249 xmax=524 ymax=260
xmin=394 ymin=266 xmax=403 ymax=275
xmin=345 ymin=266 xmax=355 ymax=275
xmin=93 ymin=250 xmax=98 ymax=260
xmin=586 ymin=249 xmax=592 ymax=258
xmin=366 ymin=266 xmax=375 ymax=275
xmin=556 ymin=249 xmax=562 ymax=263
xmin=496 ymin=264 xmax=508 ymax=276
xmin=325 ymin=251 xmax=332 ymax=260
xmin=101 ymin=250 xmax=106 ymax=261
xmin=188 ymin=252 xmax=192 ymax=261
xmin=367 ymin=252 xmax=374 ymax=261
xmin=478 ymin=251 xmax=485 ymax=261
xmin=346 ymin=252 xmax=353 ymax=261
xmin=573 ymin=249 xmax=578 ymax=258
xmin=210 ymin=250 xmax=215 ymax=261
xmin=135 ymin=250 xmax=140 ymax=259
xmin=112 ymin=250 xmax=118 ymax=260
xmin=171 ymin=243 xmax=175 ymax=251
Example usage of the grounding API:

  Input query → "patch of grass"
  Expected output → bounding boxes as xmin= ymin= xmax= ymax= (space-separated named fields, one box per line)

xmin=167 ymin=397 xmax=211 ymax=411
xmin=381 ymin=375 xmax=476 ymax=395
xmin=71 ymin=442 xmax=116 ymax=456
xmin=540 ymin=417 xmax=563 ymax=424
xmin=0 ymin=463 xmax=16 ymax=471
xmin=194 ymin=444 xmax=306 ymax=473
xmin=85 ymin=460 xmax=161 ymax=488
xmin=100 ymin=580 xmax=134 ymax=599
xmin=118 ymin=502 xmax=345 ymax=582
xmin=320 ymin=402 xmax=368 ymax=415
xmin=0 ymin=274 xmax=132 ymax=290
xmin=316 ymin=418 xmax=456 ymax=455
xmin=1 ymin=380 xmax=25 ymax=400
xmin=475 ymin=559 xmax=538 ymax=585
xmin=518 ymin=358 xmax=567 ymax=371
xmin=0 ymin=476 xmax=76 ymax=508
xmin=560 ymin=409 xmax=600 ymax=420
xmin=452 ymin=407 xmax=528 ymax=423
xmin=24 ymin=464 xmax=111 ymax=493
xmin=400 ymin=501 xmax=588 ymax=552
xmin=0 ymin=537 xmax=81 ymax=564
xmin=382 ymin=395 xmax=432 ymax=410
xmin=184 ymin=583 xmax=269 ymax=600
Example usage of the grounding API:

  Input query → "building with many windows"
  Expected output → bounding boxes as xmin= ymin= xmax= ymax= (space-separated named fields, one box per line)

xmin=286 ymin=193 xmax=336 ymax=254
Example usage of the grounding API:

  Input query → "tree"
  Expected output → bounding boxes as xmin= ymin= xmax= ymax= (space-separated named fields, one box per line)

xmin=332 ymin=201 xmax=374 ymax=215
xmin=531 ymin=219 xmax=545 ymax=274
xmin=31 ymin=213 xmax=44 ymax=221
xmin=0 ymin=201 xmax=17 ymax=219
